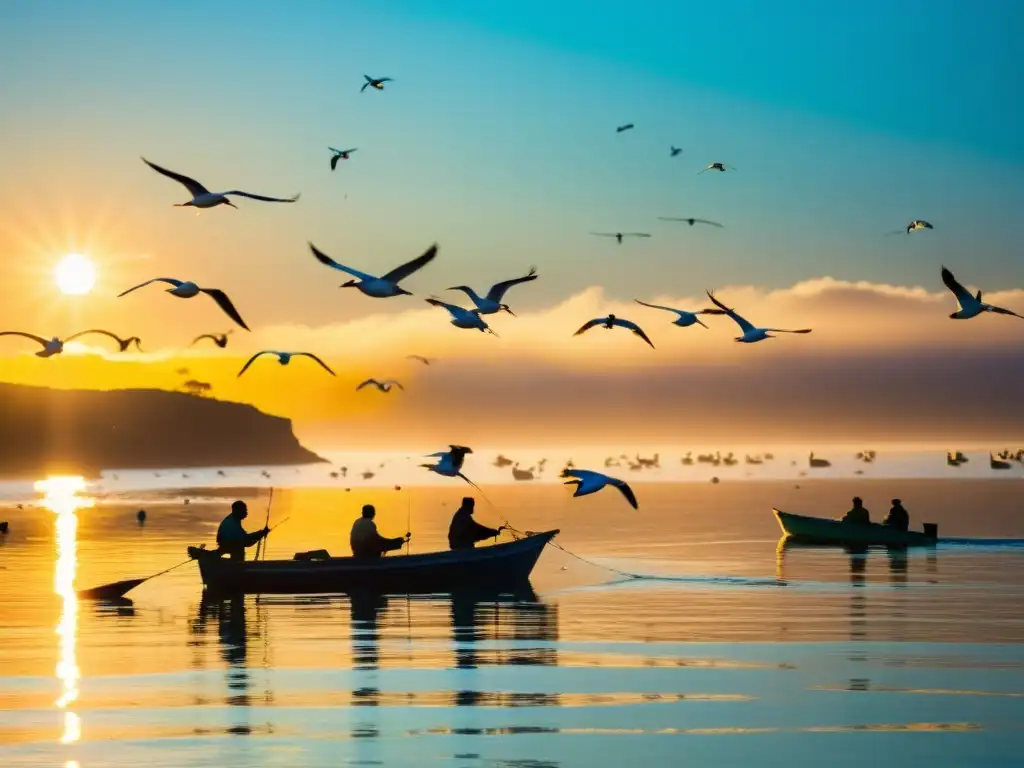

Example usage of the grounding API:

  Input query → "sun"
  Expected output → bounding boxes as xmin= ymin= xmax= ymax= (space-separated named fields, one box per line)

xmin=54 ymin=254 xmax=96 ymax=295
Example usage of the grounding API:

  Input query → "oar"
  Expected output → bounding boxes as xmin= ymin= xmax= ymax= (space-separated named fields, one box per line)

xmin=77 ymin=558 xmax=193 ymax=601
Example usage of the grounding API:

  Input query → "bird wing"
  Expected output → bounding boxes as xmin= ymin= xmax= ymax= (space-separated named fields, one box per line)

xmin=988 ymin=305 xmax=1024 ymax=319
xmin=589 ymin=232 xmax=617 ymax=237
xmin=425 ymin=297 xmax=461 ymax=316
xmin=624 ymin=233 xmax=652 ymax=237
xmin=764 ymin=328 xmax=813 ymax=334
xmin=0 ymin=331 xmax=48 ymax=346
xmin=65 ymin=329 xmax=123 ymax=344
xmin=356 ymin=379 xmax=377 ymax=390
xmin=237 ymin=351 xmax=273 ymax=377
xmin=384 ymin=379 xmax=405 ymax=390
xmin=611 ymin=478 xmax=639 ymax=509
xmin=190 ymin=334 xmax=217 ymax=346
xmin=141 ymin=158 xmax=209 ymax=197
xmin=634 ymin=299 xmax=684 ymax=316
xmin=200 ymin=289 xmax=250 ymax=331
xmin=657 ymin=217 xmax=688 ymax=222
xmin=706 ymin=290 xmax=755 ymax=333
xmin=573 ymin=318 xmax=604 ymax=336
xmin=294 ymin=352 xmax=336 ymax=375
xmin=308 ymin=243 xmax=376 ymax=281
xmin=377 ymin=77 xmax=393 ymax=83
xmin=486 ymin=266 xmax=538 ymax=301
xmin=613 ymin=318 xmax=656 ymax=348
xmin=380 ymin=243 xmax=439 ymax=284
xmin=941 ymin=266 xmax=975 ymax=307
xmin=330 ymin=154 xmax=341 ymax=171
xmin=223 ymin=190 xmax=300 ymax=203
xmin=694 ymin=219 xmax=724 ymax=227
xmin=117 ymin=277 xmax=183 ymax=297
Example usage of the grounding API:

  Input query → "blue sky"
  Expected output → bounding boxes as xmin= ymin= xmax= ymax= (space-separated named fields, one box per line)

xmin=0 ymin=0 xmax=1022 ymax=333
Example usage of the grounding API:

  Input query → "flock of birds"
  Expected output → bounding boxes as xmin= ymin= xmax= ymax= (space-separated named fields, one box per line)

xmin=3 ymin=72 xmax=1023 ymax=514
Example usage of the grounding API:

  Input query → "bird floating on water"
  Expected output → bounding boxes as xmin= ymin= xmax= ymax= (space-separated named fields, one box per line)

xmin=425 ymin=298 xmax=498 ymax=335
xmin=191 ymin=331 xmax=233 ymax=348
xmin=657 ymin=216 xmax=723 ymax=228
xmin=357 ymin=378 xmax=404 ymax=393
xmin=446 ymin=266 xmax=538 ymax=315
xmin=329 ymin=147 xmax=357 ymax=170
xmin=65 ymin=330 xmax=143 ymax=352
xmin=590 ymin=232 xmax=651 ymax=245
xmin=886 ymin=220 xmax=934 ymax=235
xmin=0 ymin=332 xmax=65 ymax=357
xmin=141 ymin=158 xmax=299 ymax=209
xmin=670 ymin=146 xmax=683 ymax=157
xmin=698 ymin=162 xmax=735 ymax=174
xmin=574 ymin=314 xmax=655 ymax=348
xmin=705 ymin=290 xmax=812 ymax=343
xmin=941 ymin=266 xmax=1024 ymax=321
xmin=561 ymin=468 xmax=638 ymax=510
xmin=118 ymin=278 xmax=249 ymax=330
xmin=616 ymin=123 xmax=634 ymax=133
xmin=361 ymin=75 xmax=392 ymax=92
xmin=634 ymin=299 xmax=727 ymax=329
xmin=237 ymin=351 xmax=336 ymax=378
xmin=309 ymin=242 xmax=437 ymax=298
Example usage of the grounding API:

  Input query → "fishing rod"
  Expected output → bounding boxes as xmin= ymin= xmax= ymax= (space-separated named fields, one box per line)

xmin=254 ymin=487 xmax=275 ymax=562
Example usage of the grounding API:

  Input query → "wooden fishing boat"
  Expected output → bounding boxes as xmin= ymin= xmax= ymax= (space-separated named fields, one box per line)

xmin=190 ymin=529 xmax=559 ymax=595
xmin=773 ymin=509 xmax=937 ymax=547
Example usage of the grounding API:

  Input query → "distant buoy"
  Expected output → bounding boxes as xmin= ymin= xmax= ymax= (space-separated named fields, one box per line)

xmin=183 ymin=498 xmax=190 ymax=505
xmin=711 ymin=477 xmax=720 ymax=484
xmin=136 ymin=510 xmax=147 ymax=524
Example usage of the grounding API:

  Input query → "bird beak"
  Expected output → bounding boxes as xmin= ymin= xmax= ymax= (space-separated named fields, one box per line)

xmin=503 ymin=306 xmax=516 ymax=316
xmin=340 ymin=280 xmax=355 ymax=288
xmin=225 ymin=200 xmax=238 ymax=209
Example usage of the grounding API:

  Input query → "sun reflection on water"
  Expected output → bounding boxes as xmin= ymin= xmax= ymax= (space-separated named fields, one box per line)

xmin=35 ymin=476 xmax=94 ymax=746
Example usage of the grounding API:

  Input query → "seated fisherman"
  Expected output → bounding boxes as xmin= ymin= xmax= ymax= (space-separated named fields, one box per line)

xmin=447 ymin=497 xmax=503 ymax=550
xmin=883 ymin=498 xmax=910 ymax=531
xmin=350 ymin=504 xmax=408 ymax=558
xmin=841 ymin=496 xmax=871 ymax=525
xmin=216 ymin=500 xmax=269 ymax=561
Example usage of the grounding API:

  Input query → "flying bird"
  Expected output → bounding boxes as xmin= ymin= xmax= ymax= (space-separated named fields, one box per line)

xmin=634 ymin=299 xmax=727 ymax=328
xmin=657 ymin=216 xmax=723 ymax=228
xmin=237 ymin=351 xmax=336 ymax=378
xmin=561 ymin=468 xmax=638 ymax=510
xmin=65 ymin=330 xmax=143 ymax=352
xmin=118 ymin=278 xmax=249 ymax=330
xmin=191 ymin=331 xmax=233 ymax=349
xmin=425 ymin=298 xmax=498 ymax=335
xmin=309 ymin=242 xmax=437 ymax=298
xmin=357 ymin=378 xmax=405 ymax=393
xmin=406 ymin=354 xmax=434 ymax=365
xmin=705 ymin=290 xmax=812 ymax=343
xmin=361 ymin=75 xmax=393 ymax=92
xmin=616 ymin=123 xmax=635 ymax=133
xmin=698 ymin=162 xmax=735 ymax=174
xmin=0 ymin=332 xmax=64 ymax=358
xmin=574 ymin=314 xmax=655 ymax=348
xmin=141 ymin=158 xmax=300 ymax=209
xmin=590 ymin=232 xmax=652 ymax=245
xmin=329 ymin=147 xmax=357 ymax=170
xmin=941 ymin=266 xmax=1024 ymax=321
xmin=420 ymin=445 xmax=485 ymax=493
xmin=669 ymin=146 xmax=683 ymax=157
xmin=886 ymin=220 xmax=934 ymax=236
xmin=446 ymin=266 xmax=538 ymax=315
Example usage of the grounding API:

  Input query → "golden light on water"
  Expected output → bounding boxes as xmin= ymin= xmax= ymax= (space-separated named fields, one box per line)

xmin=35 ymin=475 xmax=94 ymax=745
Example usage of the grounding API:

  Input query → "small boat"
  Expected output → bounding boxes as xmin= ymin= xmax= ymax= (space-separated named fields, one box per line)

xmin=773 ymin=509 xmax=937 ymax=547
xmin=190 ymin=530 xmax=559 ymax=595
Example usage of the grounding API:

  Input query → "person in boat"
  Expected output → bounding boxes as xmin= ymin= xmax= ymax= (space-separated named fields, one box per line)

xmin=215 ymin=500 xmax=269 ymax=561
xmin=350 ymin=504 xmax=408 ymax=559
xmin=841 ymin=497 xmax=871 ymax=525
xmin=448 ymin=497 xmax=503 ymax=550
xmin=883 ymin=498 xmax=909 ymax=531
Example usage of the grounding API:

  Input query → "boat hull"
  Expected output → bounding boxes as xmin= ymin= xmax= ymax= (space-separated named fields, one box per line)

xmin=195 ymin=530 xmax=559 ymax=595
xmin=773 ymin=510 xmax=936 ymax=547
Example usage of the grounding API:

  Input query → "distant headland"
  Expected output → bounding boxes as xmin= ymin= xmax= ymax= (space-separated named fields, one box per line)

xmin=0 ymin=383 xmax=325 ymax=479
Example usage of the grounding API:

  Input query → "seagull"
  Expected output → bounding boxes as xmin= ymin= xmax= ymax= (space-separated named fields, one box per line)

xmin=0 ymin=332 xmax=65 ymax=357
xmin=425 ymin=298 xmax=498 ymax=335
xmin=616 ymin=123 xmax=635 ymax=133
xmin=574 ymin=314 xmax=655 ymax=348
xmin=329 ymin=147 xmax=357 ymax=171
xmin=698 ymin=162 xmax=735 ymax=174
xmin=309 ymin=242 xmax=437 ymax=298
xmin=941 ymin=266 xmax=1024 ymax=321
xmin=634 ymin=299 xmax=727 ymax=328
xmin=657 ymin=216 xmax=723 ymax=228
xmin=141 ymin=158 xmax=300 ymax=209
xmin=420 ymin=445 xmax=486 ymax=493
xmin=406 ymin=354 xmax=434 ymax=365
xmin=705 ymin=290 xmax=812 ymax=343
xmin=590 ymin=232 xmax=652 ymax=245
xmin=64 ymin=330 xmax=143 ymax=352
xmin=357 ymin=378 xmax=405 ymax=393
xmin=446 ymin=266 xmax=538 ymax=315
xmin=361 ymin=75 xmax=392 ymax=92
xmin=886 ymin=220 xmax=934 ymax=236
xmin=669 ymin=146 xmax=683 ymax=157
xmin=118 ymin=278 xmax=249 ymax=330
xmin=191 ymin=331 xmax=233 ymax=348
xmin=237 ymin=351 xmax=336 ymax=378
xmin=561 ymin=468 xmax=638 ymax=510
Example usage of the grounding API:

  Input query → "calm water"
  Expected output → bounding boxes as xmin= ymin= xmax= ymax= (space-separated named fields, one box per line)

xmin=2 ymin=478 xmax=1024 ymax=766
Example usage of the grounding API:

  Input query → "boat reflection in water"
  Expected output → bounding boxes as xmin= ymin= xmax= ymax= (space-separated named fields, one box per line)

xmin=35 ymin=476 xmax=94 ymax=747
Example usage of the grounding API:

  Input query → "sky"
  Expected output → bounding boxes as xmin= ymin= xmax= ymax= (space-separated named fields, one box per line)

xmin=0 ymin=0 xmax=1022 ymax=449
